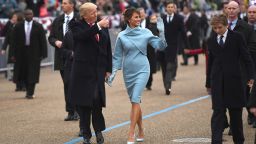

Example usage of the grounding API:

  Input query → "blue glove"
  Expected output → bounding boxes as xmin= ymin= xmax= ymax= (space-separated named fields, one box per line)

xmin=106 ymin=69 xmax=118 ymax=87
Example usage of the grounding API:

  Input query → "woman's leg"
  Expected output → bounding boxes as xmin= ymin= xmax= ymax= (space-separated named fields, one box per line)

xmin=128 ymin=103 xmax=140 ymax=142
xmin=137 ymin=106 xmax=144 ymax=138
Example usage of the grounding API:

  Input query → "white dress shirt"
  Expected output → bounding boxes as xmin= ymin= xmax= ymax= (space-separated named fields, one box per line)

xmin=63 ymin=12 xmax=74 ymax=35
xmin=217 ymin=29 xmax=228 ymax=44
xmin=25 ymin=20 xmax=33 ymax=46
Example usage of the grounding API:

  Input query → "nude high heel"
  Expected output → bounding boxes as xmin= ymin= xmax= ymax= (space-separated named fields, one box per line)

xmin=127 ymin=134 xmax=135 ymax=144
xmin=136 ymin=128 xmax=145 ymax=142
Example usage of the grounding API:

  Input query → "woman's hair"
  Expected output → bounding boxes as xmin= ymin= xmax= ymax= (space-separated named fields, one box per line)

xmin=210 ymin=14 xmax=228 ymax=26
xmin=123 ymin=8 xmax=140 ymax=25
xmin=79 ymin=2 xmax=97 ymax=19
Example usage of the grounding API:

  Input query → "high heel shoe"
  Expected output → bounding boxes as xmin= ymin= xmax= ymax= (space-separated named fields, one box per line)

xmin=136 ymin=137 xmax=144 ymax=142
xmin=136 ymin=128 xmax=145 ymax=142
xmin=127 ymin=134 xmax=135 ymax=144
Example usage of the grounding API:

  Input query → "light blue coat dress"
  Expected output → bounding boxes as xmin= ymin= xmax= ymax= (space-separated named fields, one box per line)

xmin=108 ymin=26 xmax=167 ymax=103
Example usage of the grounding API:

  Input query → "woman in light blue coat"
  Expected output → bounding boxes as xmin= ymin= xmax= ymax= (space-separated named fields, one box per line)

xmin=107 ymin=8 xmax=167 ymax=144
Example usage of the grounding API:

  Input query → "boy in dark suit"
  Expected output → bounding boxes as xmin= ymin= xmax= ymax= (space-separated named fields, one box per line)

xmin=206 ymin=14 xmax=254 ymax=144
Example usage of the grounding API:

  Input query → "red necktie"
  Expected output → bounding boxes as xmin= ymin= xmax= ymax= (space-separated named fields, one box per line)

xmin=89 ymin=23 xmax=100 ymax=42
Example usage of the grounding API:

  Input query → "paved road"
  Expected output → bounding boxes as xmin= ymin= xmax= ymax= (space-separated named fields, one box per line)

xmin=0 ymin=55 xmax=255 ymax=144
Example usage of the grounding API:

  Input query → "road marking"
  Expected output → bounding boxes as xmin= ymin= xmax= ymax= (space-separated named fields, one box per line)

xmin=172 ymin=138 xmax=211 ymax=143
xmin=64 ymin=95 xmax=210 ymax=144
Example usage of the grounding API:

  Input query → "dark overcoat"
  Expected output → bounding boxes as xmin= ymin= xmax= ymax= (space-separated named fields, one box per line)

xmin=161 ymin=14 xmax=188 ymax=62
xmin=146 ymin=21 xmax=158 ymax=73
xmin=185 ymin=13 xmax=200 ymax=49
xmin=233 ymin=20 xmax=256 ymax=83
xmin=48 ymin=13 xmax=79 ymax=70
xmin=1 ymin=23 xmax=15 ymax=63
xmin=69 ymin=20 xmax=112 ymax=107
xmin=60 ymin=31 xmax=74 ymax=84
xmin=206 ymin=30 xmax=254 ymax=109
xmin=12 ymin=21 xmax=47 ymax=84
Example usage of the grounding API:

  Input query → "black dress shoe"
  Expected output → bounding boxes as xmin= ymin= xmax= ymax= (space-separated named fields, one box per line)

xmin=165 ymin=89 xmax=171 ymax=95
xmin=146 ymin=86 xmax=152 ymax=90
xmin=96 ymin=132 xmax=104 ymax=144
xmin=64 ymin=113 xmax=75 ymax=121
xmin=78 ymin=129 xmax=84 ymax=137
xmin=25 ymin=95 xmax=33 ymax=99
xmin=15 ymin=88 xmax=22 ymax=92
xmin=180 ymin=62 xmax=188 ymax=66
xmin=73 ymin=112 xmax=80 ymax=120
xmin=83 ymin=137 xmax=91 ymax=144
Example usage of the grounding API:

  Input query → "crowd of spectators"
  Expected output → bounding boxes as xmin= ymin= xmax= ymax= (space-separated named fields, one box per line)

xmin=0 ymin=0 xmax=229 ymax=19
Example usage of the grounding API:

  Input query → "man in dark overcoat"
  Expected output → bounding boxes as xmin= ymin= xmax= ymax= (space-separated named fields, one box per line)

xmin=206 ymin=14 xmax=254 ymax=144
xmin=69 ymin=2 xmax=112 ymax=144
xmin=12 ymin=9 xmax=47 ymax=99
xmin=225 ymin=0 xmax=256 ymax=130
xmin=158 ymin=2 xmax=188 ymax=95
xmin=48 ymin=0 xmax=80 ymax=121
xmin=181 ymin=6 xmax=200 ymax=66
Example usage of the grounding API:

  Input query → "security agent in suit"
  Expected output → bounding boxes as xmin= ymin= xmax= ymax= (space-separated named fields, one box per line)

xmin=48 ymin=0 xmax=80 ymax=121
xmin=137 ymin=7 xmax=157 ymax=90
xmin=206 ymin=14 xmax=254 ymax=144
xmin=225 ymin=1 xmax=256 ymax=130
xmin=69 ymin=2 xmax=112 ymax=144
xmin=145 ymin=13 xmax=159 ymax=90
xmin=181 ymin=6 xmax=200 ymax=66
xmin=247 ymin=4 xmax=256 ymax=128
xmin=158 ymin=2 xmax=188 ymax=95
xmin=12 ymin=9 xmax=47 ymax=99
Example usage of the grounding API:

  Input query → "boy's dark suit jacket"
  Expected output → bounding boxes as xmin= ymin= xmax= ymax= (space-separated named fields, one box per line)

xmin=69 ymin=20 xmax=112 ymax=107
xmin=206 ymin=30 xmax=254 ymax=109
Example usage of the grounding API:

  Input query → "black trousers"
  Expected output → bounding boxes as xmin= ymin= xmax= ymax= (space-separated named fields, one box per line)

xmin=182 ymin=53 xmax=198 ymax=65
xmin=77 ymin=85 xmax=105 ymax=138
xmin=77 ymin=105 xmax=105 ymax=138
xmin=159 ymin=60 xmax=177 ymax=90
xmin=21 ymin=47 xmax=35 ymax=96
xmin=211 ymin=108 xmax=244 ymax=144
xmin=60 ymin=70 xmax=75 ymax=113
xmin=26 ymin=83 xmax=35 ymax=96
xmin=146 ymin=73 xmax=153 ymax=88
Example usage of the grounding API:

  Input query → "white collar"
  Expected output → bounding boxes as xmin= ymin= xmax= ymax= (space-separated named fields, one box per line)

xmin=218 ymin=29 xmax=228 ymax=39
xmin=65 ymin=11 xmax=74 ymax=19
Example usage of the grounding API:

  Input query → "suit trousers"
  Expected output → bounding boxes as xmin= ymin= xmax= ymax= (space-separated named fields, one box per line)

xmin=182 ymin=52 xmax=198 ymax=65
xmin=211 ymin=108 xmax=244 ymax=144
xmin=60 ymin=70 xmax=75 ymax=113
xmin=26 ymin=83 xmax=35 ymax=96
xmin=146 ymin=72 xmax=153 ymax=88
xmin=159 ymin=61 xmax=177 ymax=90
xmin=77 ymin=84 xmax=106 ymax=138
